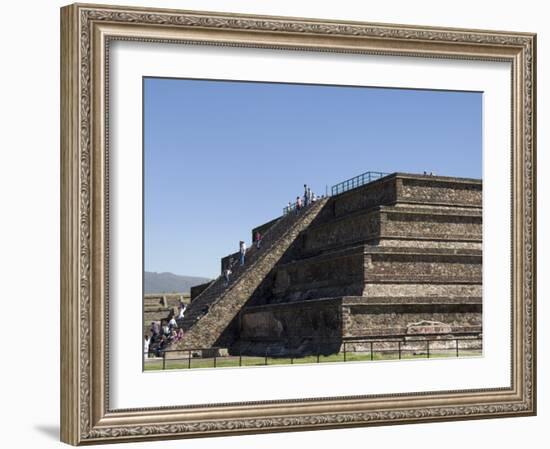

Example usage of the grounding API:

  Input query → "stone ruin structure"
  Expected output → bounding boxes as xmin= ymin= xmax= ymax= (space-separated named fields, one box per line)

xmin=172 ymin=172 xmax=482 ymax=357
xmin=143 ymin=293 xmax=189 ymax=336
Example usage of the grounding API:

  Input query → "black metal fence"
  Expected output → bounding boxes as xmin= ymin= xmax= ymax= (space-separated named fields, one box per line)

xmin=331 ymin=171 xmax=389 ymax=196
xmin=146 ymin=335 xmax=482 ymax=371
xmin=282 ymin=171 xmax=389 ymax=215
xmin=283 ymin=197 xmax=324 ymax=215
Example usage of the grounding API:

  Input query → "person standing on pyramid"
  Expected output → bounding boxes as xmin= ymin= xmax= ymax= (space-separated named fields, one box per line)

xmin=239 ymin=240 xmax=247 ymax=266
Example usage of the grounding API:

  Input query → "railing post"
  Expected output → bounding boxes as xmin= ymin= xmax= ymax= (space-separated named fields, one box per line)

xmin=343 ymin=342 xmax=347 ymax=362
xmin=265 ymin=349 xmax=268 ymax=366
xmin=162 ymin=351 xmax=166 ymax=370
xmin=456 ymin=338 xmax=459 ymax=357
xmin=317 ymin=343 xmax=320 ymax=363
xmin=239 ymin=347 xmax=242 ymax=367
xmin=398 ymin=341 xmax=402 ymax=360
xmin=214 ymin=351 xmax=217 ymax=368
xmin=188 ymin=350 xmax=191 ymax=369
xmin=370 ymin=341 xmax=374 ymax=361
xmin=427 ymin=340 xmax=430 ymax=359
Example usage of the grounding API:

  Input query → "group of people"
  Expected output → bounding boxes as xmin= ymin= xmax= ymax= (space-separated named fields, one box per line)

xmin=224 ymin=183 xmax=319 ymax=289
xmin=144 ymin=300 xmax=187 ymax=358
xmin=289 ymin=183 xmax=318 ymax=215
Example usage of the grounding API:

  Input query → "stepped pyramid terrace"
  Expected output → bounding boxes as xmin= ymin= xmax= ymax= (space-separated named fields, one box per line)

xmin=168 ymin=171 xmax=482 ymax=359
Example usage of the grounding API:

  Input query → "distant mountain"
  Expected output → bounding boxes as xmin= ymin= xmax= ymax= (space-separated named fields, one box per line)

xmin=144 ymin=271 xmax=211 ymax=294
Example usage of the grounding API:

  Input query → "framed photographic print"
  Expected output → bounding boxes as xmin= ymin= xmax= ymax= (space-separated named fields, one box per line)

xmin=60 ymin=3 xmax=537 ymax=445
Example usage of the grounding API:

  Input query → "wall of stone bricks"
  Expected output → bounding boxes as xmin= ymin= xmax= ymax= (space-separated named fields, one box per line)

xmin=272 ymin=246 xmax=365 ymax=302
xmin=190 ymin=282 xmax=213 ymax=302
xmin=343 ymin=308 xmax=482 ymax=337
xmin=381 ymin=208 xmax=481 ymax=240
xmin=240 ymin=299 xmax=342 ymax=340
xmin=398 ymin=176 xmax=481 ymax=206
xmin=234 ymin=298 xmax=343 ymax=356
xmin=301 ymin=206 xmax=480 ymax=256
xmin=303 ymin=210 xmax=380 ymax=252
xmin=327 ymin=177 xmax=397 ymax=219
xmin=366 ymin=252 xmax=481 ymax=280
xmin=267 ymin=247 xmax=481 ymax=303
xmin=362 ymin=282 xmax=482 ymax=297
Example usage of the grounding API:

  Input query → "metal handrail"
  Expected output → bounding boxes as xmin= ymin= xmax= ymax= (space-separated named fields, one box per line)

xmin=283 ymin=196 xmax=323 ymax=215
xmin=331 ymin=171 xmax=389 ymax=196
xmin=148 ymin=335 xmax=482 ymax=370
xmin=282 ymin=171 xmax=389 ymax=214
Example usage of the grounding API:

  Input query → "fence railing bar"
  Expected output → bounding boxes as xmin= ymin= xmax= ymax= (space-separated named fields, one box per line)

xmin=146 ymin=336 xmax=482 ymax=370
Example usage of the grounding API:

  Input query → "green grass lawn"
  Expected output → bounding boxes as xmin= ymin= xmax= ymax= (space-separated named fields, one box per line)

xmin=144 ymin=349 xmax=482 ymax=371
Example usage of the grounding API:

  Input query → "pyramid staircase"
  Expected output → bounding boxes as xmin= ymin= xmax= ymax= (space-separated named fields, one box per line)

xmin=172 ymin=198 xmax=328 ymax=350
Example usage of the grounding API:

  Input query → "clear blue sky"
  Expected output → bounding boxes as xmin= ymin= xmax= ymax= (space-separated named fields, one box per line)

xmin=144 ymin=77 xmax=482 ymax=279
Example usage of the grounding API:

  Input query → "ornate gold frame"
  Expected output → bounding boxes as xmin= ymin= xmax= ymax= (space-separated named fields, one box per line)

xmin=60 ymin=3 xmax=536 ymax=445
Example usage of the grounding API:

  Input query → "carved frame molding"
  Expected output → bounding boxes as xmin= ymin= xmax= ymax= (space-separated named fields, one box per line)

xmin=60 ymin=3 xmax=536 ymax=445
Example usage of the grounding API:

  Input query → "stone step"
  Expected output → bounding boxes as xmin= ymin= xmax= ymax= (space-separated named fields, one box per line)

xmin=175 ymin=202 xmax=321 ymax=331
xmin=170 ymin=198 xmax=329 ymax=352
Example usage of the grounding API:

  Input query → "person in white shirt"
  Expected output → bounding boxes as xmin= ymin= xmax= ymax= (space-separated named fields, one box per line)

xmin=178 ymin=303 xmax=186 ymax=319
xmin=224 ymin=267 xmax=232 ymax=286
xmin=239 ymin=240 xmax=247 ymax=266
xmin=144 ymin=335 xmax=150 ymax=359
xmin=296 ymin=196 xmax=302 ymax=215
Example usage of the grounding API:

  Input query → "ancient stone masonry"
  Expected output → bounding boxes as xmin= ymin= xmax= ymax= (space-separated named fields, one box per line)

xmin=172 ymin=198 xmax=329 ymax=352
xmin=172 ymin=172 xmax=482 ymax=357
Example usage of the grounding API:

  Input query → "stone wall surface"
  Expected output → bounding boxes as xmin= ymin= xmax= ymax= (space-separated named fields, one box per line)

xmin=272 ymin=246 xmax=365 ymax=301
xmin=398 ymin=176 xmax=482 ymax=206
xmin=235 ymin=299 xmax=343 ymax=356
xmin=266 ymin=247 xmax=481 ymax=303
xmin=362 ymin=283 xmax=482 ymax=297
xmin=376 ymin=239 xmax=481 ymax=250
xmin=190 ymin=282 xmax=213 ymax=302
xmin=366 ymin=252 xmax=481 ymax=279
xmin=240 ymin=299 xmax=342 ymax=340
xmin=343 ymin=309 xmax=481 ymax=337
xmin=381 ymin=209 xmax=481 ymax=240
xmin=332 ymin=177 xmax=397 ymax=218
xmin=304 ymin=205 xmax=480 ymax=255
xmin=303 ymin=210 xmax=380 ymax=253
xmin=252 ymin=217 xmax=280 ymax=243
